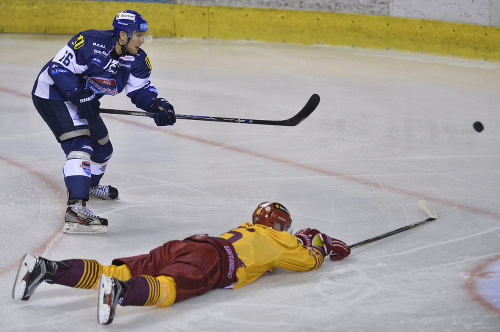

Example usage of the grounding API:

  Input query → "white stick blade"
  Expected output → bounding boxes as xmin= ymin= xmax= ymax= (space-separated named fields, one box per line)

xmin=418 ymin=200 xmax=438 ymax=219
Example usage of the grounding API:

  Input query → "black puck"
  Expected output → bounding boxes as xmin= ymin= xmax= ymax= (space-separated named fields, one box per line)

xmin=473 ymin=121 xmax=484 ymax=133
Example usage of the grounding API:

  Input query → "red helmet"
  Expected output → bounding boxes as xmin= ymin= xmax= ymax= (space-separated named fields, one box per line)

xmin=252 ymin=202 xmax=292 ymax=233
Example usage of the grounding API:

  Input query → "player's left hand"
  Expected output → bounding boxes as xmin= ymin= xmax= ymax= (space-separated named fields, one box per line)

xmin=149 ymin=98 xmax=176 ymax=126
xmin=295 ymin=228 xmax=321 ymax=246
xmin=67 ymin=88 xmax=100 ymax=119
xmin=312 ymin=233 xmax=351 ymax=261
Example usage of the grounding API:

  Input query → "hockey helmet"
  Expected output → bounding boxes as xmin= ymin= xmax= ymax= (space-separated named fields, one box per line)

xmin=112 ymin=10 xmax=150 ymax=39
xmin=252 ymin=202 xmax=292 ymax=233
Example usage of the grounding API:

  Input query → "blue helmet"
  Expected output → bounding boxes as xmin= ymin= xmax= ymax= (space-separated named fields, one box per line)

xmin=112 ymin=10 xmax=148 ymax=38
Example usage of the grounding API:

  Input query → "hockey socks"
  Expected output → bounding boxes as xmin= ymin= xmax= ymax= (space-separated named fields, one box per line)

xmin=64 ymin=158 xmax=92 ymax=200
xmin=52 ymin=260 xmax=176 ymax=307
xmin=50 ymin=259 xmax=101 ymax=289
xmin=121 ymin=275 xmax=164 ymax=307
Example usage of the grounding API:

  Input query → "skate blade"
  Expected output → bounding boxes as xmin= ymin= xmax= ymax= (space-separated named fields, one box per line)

xmin=63 ymin=222 xmax=108 ymax=235
xmin=97 ymin=274 xmax=113 ymax=325
xmin=89 ymin=195 xmax=120 ymax=201
xmin=12 ymin=253 xmax=36 ymax=300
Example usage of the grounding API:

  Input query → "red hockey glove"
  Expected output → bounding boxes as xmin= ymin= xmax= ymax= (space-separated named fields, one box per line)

xmin=294 ymin=228 xmax=321 ymax=246
xmin=312 ymin=233 xmax=351 ymax=261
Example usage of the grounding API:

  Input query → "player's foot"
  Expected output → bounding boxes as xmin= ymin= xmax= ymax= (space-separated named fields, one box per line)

xmin=89 ymin=185 xmax=119 ymax=200
xmin=64 ymin=199 xmax=108 ymax=234
xmin=97 ymin=275 xmax=127 ymax=325
xmin=12 ymin=254 xmax=58 ymax=301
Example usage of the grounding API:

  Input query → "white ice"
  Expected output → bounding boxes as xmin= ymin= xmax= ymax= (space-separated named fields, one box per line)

xmin=1 ymin=34 xmax=499 ymax=331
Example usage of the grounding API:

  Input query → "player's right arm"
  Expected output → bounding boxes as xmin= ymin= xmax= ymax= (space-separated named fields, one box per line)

xmin=47 ymin=33 xmax=91 ymax=98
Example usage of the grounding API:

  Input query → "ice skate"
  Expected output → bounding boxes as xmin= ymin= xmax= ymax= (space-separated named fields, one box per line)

xmin=12 ymin=254 xmax=58 ymax=301
xmin=89 ymin=185 xmax=119 ymax=200
xmin=97 ymin=275 xmax=127 ymax=325
xmin=64 ymin=199 xmax=108 ymax=234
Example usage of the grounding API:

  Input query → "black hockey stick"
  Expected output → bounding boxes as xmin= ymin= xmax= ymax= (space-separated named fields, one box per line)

xmin=330 ymin=200 xmax=438 ymax=258
xmin=99 ymin=94 xmax=320 ymax=126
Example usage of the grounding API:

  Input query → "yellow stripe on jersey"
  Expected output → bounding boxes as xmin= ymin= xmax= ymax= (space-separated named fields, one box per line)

xmin=142 ymin=275 xmax=161 ymax=306
xmin=75 ymin=259 xmax=100 ymax=289
xmin=219 ymin=223 xmax=325 ymax=289
xmin=145 ymin=57 xmax=152 ymax=70
xmin=74 ymin=35 xmax=84 ymax=50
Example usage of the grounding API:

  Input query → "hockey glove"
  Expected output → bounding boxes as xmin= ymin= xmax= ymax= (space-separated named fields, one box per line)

xmin=68 ymin=88 xmax=100 ymax=119
xmin=295 ymin=228 xmax=321 ymax=246
xmin=148 ymin=98 xmax=176 ymax=126
xmin=312 ymin=233 xmax=351 ymax=261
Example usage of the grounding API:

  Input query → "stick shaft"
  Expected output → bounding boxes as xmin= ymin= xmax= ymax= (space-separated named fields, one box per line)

xmin=330 ymin=200 xmax=438 ymax=258
xmin=348 ymin=217 xmax=437 ymax=249
xmin=99 ymin=94 xmax=320 ymax=126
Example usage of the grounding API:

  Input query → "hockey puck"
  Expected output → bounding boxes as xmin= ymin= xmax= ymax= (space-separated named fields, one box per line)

xmin=473 ymin=121 xmax=484 ymax=133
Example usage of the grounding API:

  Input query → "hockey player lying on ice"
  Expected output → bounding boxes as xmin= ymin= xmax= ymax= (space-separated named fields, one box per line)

xmin=12 ymin=202 xmax=350 ymax=325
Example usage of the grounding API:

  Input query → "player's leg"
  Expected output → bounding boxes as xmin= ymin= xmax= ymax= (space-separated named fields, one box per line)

xmin=12 ymin=254 xmax=134 ymax=301
xmin=97 ymin=274 xmax=176 ymax=325
xmin=33 ymin=96 xmax=107 ymax=234
xmin=97 ymin=240 xmax=220 ymax=324
xmin=61 ymin=136 xmax=108 ymax=234
xmin=12 ymin=254 xmax=104 ymax=301
xmin=87 ymin=118 xmax=118 ymax=200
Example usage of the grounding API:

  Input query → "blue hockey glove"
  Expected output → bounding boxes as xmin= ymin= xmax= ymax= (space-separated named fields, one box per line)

xmin=68 ymin=88 xmax=100 ymax=119
xmin=148 ymin=98 xmax=176 ymax=126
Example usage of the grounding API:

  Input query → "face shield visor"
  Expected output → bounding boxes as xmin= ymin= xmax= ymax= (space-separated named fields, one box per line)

xmin=131 ymin=22 xmax=153 ymax=43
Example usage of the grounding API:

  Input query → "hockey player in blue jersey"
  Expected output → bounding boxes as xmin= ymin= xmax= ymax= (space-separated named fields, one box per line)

xmin=32 ymin=10 xmax=176 ymax=234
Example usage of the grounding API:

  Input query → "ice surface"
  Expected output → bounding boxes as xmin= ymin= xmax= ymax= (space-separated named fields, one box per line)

xmin=1 ymin=34 xmax=499 ymax=331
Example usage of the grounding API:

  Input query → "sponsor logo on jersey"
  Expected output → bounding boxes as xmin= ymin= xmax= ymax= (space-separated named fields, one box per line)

xmin=93 ymin=49 xmax=108 ymax=56
xmin=86 ymin=77 xmax=118 ymax=96
xmin=74 ymin=35 xmax=84 ymax=50
xmin=92 ymin=42 xmax=106 ymax=49
xmin=50 ymin=68 xmax=69 ymax=75
xmin=224 ymin=245 xmax=235 ymax=280
xmin=81 ymin=161 xmax=91 ymax=176
xmin=121 ymin=55 xmax=135 ymax=62
xmin=91 ymin=54 xmax=120 ymax=74
xmin=90 ymin=55 xmax=106 ymax=67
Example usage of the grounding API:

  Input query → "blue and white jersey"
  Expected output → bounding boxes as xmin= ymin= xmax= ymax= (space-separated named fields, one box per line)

xmin=32 ymin=29 xmax=158 ymax=111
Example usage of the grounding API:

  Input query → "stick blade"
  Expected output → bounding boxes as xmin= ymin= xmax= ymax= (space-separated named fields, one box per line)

xmin=283 ymin=94 xmax=320 ymax=126
xmin=418 ymin=200 xmax=438 ymax=219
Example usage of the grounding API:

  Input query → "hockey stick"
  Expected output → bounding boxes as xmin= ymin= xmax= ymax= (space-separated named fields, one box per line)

xmin=331 ymin=200 xmax=438 ymax=258
xmin=99 ymin=94 xmax=320 ymax=126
